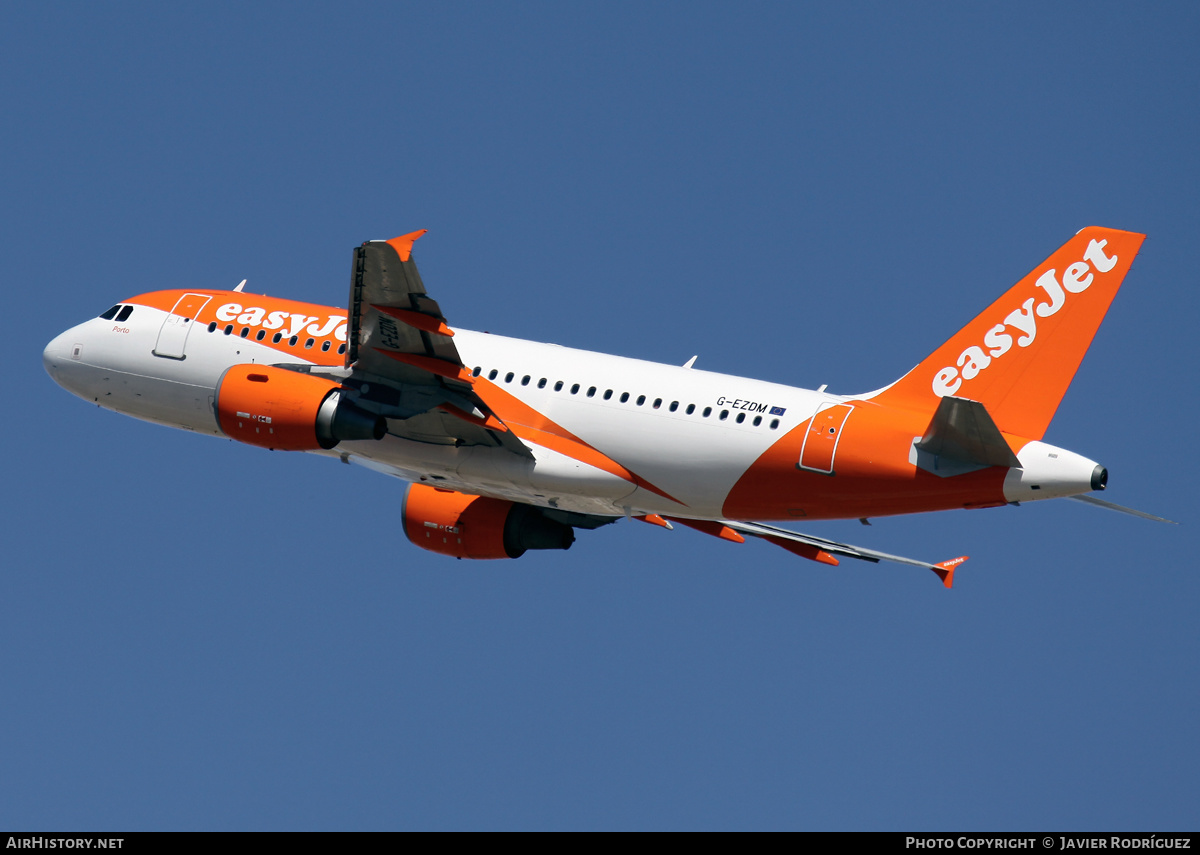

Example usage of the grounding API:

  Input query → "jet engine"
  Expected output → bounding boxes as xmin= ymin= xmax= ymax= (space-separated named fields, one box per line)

xmin=402 ymin=483 xmax=576 ymax=559
xmin=215 ymin=364 xmax=386 ymax=451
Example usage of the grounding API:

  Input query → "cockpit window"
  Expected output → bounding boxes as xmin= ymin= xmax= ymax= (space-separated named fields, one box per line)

xmin=99 ymin=305 xmax=121 ymax=320
xmin=115 ymin=305 xmax=134 ymax=322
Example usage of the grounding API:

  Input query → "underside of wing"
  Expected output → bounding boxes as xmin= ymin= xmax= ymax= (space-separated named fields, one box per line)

xmin=338 ymin=231 xmax=531 ymax=457
xmin=665 ymin=516 xmax=968 ymax=587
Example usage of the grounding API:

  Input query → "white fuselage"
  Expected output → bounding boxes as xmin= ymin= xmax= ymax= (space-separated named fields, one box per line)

xmin=43 ymin=301 xmax=832 ymax=519
xmin=44 ymin=292 xmax=1102 ymax=524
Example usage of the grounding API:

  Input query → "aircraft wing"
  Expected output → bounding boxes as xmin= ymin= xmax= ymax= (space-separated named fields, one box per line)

xmin=341 ymin=231 xmax=531 ymax=456
xmin=666 ymin=516 xmax=968 ymax=587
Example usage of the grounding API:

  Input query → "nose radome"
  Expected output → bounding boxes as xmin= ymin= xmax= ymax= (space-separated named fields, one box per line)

xmin=43 ymin=329 xmax=78 ymax=388
xmin=43 ymin=333 xmax=64 ymax=382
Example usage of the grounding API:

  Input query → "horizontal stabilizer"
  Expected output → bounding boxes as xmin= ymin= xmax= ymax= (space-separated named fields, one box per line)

xmin=915 ymin=396 xmax=1020 ymax=470
xmin=1066 ymin=494 xmax=1177 ymax=524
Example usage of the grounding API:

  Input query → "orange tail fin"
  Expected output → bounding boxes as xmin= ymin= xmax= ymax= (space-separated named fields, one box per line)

xmin=871 ymin=227 xmax=1145 ymax=440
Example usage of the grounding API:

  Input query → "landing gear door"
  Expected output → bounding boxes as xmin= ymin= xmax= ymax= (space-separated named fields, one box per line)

xmin=154 ymin=293 xmax=212 ymax=359
xmin=798 ymin=403 xmax=854 ymax=475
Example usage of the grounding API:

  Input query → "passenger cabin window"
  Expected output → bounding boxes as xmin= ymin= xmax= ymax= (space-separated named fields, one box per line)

xmin=337 ymin=344 xmax=347 ymax=355
xmin=636 ymin=395 xmax=646 ymax=406
xmin=770 ymin=418 xmax=780 ymax=429
xmin=703 ymin=407 xmax=712 ymax=417
xmin=521 ymin=375 xmax=531 ymax=386
xmin=115 ymin=305 xmax=134 ymax=322
xmin=538 ymin=378 xmax=547 ymax=389
xmin=554 ymin=381 xmax=564 ymax=392
xmin=240 ymin=327 xmax=250 ymax=338
xmin=653 ymin=398 xmax=662 ymax=409
xmin=488 ymin=369 xmax=499 ymax=380
xmin=603 ymin=390 xmax=613 ymax=400
xmin=686 ymin=404 xmax=695 ymax=415
xmin=304 ymin=338 xmax=314 ymax=349
xmin=505 ymin=372 xmax=514 ymax=383
xmin=224 ymin=325 xmax=234 ymax=335
xmin=99 ymin=305 xmax=121 ymax=320
xmin=587 ymin=386 xmax=596 ymax=397
xmin=208 ymin=322 xmax=218 ymax=333
xmin=620 ymin=392 xmax=630 ymax=403
xmin=256 ymin=330 xmax=266 ymax=341
xmin=570 ymin=384 xmax=580 ymax=394
xmin=472 ymin=366 xmax=482 ymax=377
xmin=736 ymin=412 xmax=745 ymax=424
xmin=273 ymin=332 xmax=283 ymax=343
xmin=753 ymin=415 xmax=762 ymax=426
xmin=719 ymin=410 xmax=729 ymax=420
xmin=669 ymin=401 xmax=678 ymax=412
xmin=289 ymin=335 xmax=298 ymax=346
xmin=322 ymin=341 xmax=331 ymax=351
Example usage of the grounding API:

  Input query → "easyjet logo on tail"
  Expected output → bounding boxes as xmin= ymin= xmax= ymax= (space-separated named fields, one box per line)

xmin=931 ymin=239 xmax=1119 ymax=397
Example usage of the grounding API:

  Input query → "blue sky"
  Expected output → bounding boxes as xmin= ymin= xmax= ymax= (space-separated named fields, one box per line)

xmin=3 ymin=2 xmax=1197 ymax=830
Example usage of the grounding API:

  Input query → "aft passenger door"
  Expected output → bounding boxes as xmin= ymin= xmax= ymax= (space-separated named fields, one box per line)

xmin=153 ymin=293 xmax=211 ymax=359
xmin=797 ymin=402 xmax=854 ymax=475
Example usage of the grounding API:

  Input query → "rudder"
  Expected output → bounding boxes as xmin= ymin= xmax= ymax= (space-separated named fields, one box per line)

xmin=870 ymin=227 xmax=1145 ymax=440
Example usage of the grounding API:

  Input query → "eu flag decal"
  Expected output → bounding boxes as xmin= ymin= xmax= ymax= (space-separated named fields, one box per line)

xmin=769 ymin=406 xmax=786 ymax=416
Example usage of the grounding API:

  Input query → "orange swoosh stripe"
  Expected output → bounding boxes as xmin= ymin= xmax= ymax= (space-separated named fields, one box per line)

xmin=474 ymin=378 xmax=685 ymax=506
xmin=376 ymin=348 xmax=475 ymax=383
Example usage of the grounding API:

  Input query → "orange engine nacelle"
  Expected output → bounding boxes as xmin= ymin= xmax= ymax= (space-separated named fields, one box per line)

xmin=216 ymin=364 xmax=386 ymax=451
xmin=403 ymin=484 xmax=576 ymax=559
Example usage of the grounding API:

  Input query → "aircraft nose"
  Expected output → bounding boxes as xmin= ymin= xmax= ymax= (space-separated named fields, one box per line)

xmin=44 ymin=333 xmax=65 ymax=382
xmin=43 ymin=328 xmax=80 ymax=390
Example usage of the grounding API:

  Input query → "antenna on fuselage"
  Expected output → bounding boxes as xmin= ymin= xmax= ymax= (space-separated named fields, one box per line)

xmin=682 ymin=355 xmax=698 ymax=369
xmin=233 ymin=279 xmax=247 ymax=292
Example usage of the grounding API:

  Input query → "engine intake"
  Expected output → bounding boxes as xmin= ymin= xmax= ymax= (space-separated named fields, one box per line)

xmin=403 ymin=484 xmax=575 ymax=559
xmin=216 ymin=364 xmax=386 ymax=451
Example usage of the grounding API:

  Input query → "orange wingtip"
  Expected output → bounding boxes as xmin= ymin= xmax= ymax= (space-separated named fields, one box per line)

xmin=386 ymin=229 xmax=428 ymax=262
xmin=932 ymin=556 xmax=969 ymax=589
xmin=374 ymin=305 xmax=453 ymax=336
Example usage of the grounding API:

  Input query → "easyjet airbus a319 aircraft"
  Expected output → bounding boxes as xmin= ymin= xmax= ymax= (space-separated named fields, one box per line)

xmin=43 ymin=227 xmax=1168 ymax=586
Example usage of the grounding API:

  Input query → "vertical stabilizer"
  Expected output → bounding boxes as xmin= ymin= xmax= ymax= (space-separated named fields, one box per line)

xmin=871 ymin=227 xmax=1145 ymax=440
